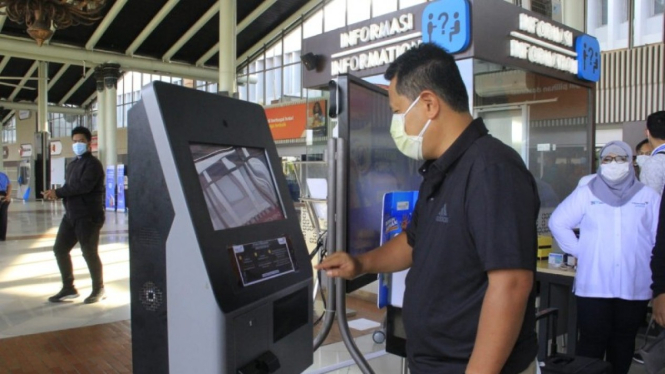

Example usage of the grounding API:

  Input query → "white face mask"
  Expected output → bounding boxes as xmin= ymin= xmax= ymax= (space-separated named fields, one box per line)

xmin=390 ymin=96 xmax=432 ymax=160
xmin=636 ymin=155 xmax=650 ymax=168
xmin=600 ymin=161 xmax=630 ymax=181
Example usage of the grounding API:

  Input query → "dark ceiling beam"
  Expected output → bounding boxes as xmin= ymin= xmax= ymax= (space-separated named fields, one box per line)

xmin=237 ymin=0 xmax=279 ymax=33
xmin=0 ymin=56 xmax=10 ymax=73
xmin=58 ymin=68 xmax=94 ymax=106
xmin=86 ymin=0 xmax=129 ymax=50
xmin=162 ymin=2 xmax=220 ymax=62
xmin=237 ymin=0 xmax=321 ymax=63
xmin=2 ymin=110 xmax=14 ymax=125
xmin=48 ymin=64 xmax=71 ymax=89
xmin=8 ymin=61 xmax=38 ymax=101
xmin=126 ymin=0 xmax=180 ymax=56
xmin=196 ymin=0 xmax=280 ymax=67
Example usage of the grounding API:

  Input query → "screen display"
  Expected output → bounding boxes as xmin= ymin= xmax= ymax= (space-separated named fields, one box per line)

xmin=346 ymin=81 xmax=422 ymax=258
xmin=230 ymin=237 xmax=296 ymax=287
xmin=190 ymin=143 xmax=285 ymax=230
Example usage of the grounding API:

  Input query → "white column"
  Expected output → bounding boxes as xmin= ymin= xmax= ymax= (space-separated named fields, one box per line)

xmin=38 ymin=62 xmax=48 ymax=133
xmin=95 ymin=66 xmax=106 ymax=163
xmin=219 ymin=0 xmax=236 ymax=95
xmin=102 ymin=63 xmax=120 ymax=168
xmin=633 ymin=0 xmax=647 ymax=47
xmin=562 ymin=0 xmax=584 ymax=31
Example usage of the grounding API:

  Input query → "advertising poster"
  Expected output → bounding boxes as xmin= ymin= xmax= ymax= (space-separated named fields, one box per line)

xmin=116 ymin=164 xmax=125 ymax=211
xmin=377 ymin=191 xmax=418 ymax=309
xmin=264 ymin=103 xmax=307 ymax=140
xmin=306 ymin=99 xmax=327 ymax=137
xmin=263 ymin=99 xmax=328 ymax=141
xmin=105 ymin=165 xmax=116 ymax=211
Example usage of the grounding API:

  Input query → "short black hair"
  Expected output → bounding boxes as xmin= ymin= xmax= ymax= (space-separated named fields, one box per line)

xmin=636 ymin=138 xmax=650 ymax=152
xmin=647 ymin=111 xmax=665 ymax=140
xmin=384 ymin=43 xmax=469 ymax=113
xmin=72 ymin=126 xmax=92 ymax=142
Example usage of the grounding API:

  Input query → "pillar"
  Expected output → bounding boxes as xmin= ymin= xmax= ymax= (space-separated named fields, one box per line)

xmin=102 ymin=63 xmax=121 ymax=168
xmin=94 ymin=66 xmax=106 ymax=162
xmin=37 ymin=61 xmax=49 ymax=193
xmin=219 ymin=0 xmax=236 ymax=96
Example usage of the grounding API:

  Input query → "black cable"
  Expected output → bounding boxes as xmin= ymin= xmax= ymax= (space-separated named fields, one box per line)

xmin=312 ymin=231 xmax=328 ymax=327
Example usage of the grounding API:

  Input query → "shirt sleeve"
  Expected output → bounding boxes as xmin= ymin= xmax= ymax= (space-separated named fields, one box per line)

xmin=652 ymin=189 xmax=665 ymax=297
xmin=548 ymin=187 xmax=585 ymax=256
xmin=466 ymin=161 xmax=539 ymax=271
xmin=55 ymin=158 xmax=103 ymax=198
xmin=641 ymin=155 xmax=665 ymax=194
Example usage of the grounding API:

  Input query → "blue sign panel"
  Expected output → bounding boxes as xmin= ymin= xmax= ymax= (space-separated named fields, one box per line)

xmin=576 ymin=35 xmax=600 ymax=82
xmin=116 ymin=164 xmax=125 ymax=211
xmin=377 ymin=191 xmax=418 ymax=308
xmin=105 ymin=165 xmax=116 ymax=211
xmin=422 ymin=0 xmax=471 ymax=54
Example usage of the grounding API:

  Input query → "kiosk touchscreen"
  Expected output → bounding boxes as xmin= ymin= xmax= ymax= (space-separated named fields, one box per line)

xmin=128 ymin=82 xmax=313 ymax=374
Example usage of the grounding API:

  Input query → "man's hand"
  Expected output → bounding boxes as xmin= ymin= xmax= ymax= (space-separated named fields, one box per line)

xmin=41 ymin=189 xmax=57 ymax=200
xmin=654 ymin=294 xmax=665 ymax=327
xmin=315 ymin=252 xmax=362 ymax=280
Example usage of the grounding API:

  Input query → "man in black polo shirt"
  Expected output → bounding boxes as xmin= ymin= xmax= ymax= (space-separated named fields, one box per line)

xmin=317 ymin=43 xmax=539 ymax=374
xmin=43 ymin=126 xmax=106 ymax=304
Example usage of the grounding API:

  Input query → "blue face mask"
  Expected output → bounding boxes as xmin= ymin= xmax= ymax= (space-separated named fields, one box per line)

xmin=72 ymin=142 xmax=87 ymax=156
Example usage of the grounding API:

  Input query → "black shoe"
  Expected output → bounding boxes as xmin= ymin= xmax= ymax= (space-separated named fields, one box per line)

xmin=84 ymin=288 xmax=106 ymax=304
xmin=48 ymin=287 xmax=79 ymax=302
xmin=633 ymin=352 xmax=644 ymax=364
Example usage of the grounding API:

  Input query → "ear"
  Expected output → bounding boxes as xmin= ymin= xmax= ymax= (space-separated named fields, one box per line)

xmin=419 ymin=90 xmax=440 ymax=120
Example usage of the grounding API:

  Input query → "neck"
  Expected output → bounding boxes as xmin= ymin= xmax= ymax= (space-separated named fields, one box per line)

xmin=427 ymin=111 xmax=474 ymax=159
xmin=650 ymin=138 xmax=665 ymax=149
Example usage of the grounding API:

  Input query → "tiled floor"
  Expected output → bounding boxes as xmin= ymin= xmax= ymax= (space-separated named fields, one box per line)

xmin=0 ymin=200 xmax=651 ymax=373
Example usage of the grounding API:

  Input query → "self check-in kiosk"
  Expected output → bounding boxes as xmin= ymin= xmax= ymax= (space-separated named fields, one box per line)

xmin=127 ymin=82 xmax=313 ymax=374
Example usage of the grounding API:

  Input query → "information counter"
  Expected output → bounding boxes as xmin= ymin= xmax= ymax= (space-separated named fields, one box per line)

xmin=536 ymin=260 xmax=577 ymax=360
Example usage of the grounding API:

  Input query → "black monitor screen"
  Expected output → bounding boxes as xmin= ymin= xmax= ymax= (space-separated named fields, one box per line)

xmin=190 ymin=143 xmax=285 ymax=230
xmin=346 ymin=80 xmax=421 ymax=257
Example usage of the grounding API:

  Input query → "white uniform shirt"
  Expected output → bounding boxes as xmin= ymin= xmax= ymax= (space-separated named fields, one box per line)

xmin=549 ymin=181 xmax=660 ymax=300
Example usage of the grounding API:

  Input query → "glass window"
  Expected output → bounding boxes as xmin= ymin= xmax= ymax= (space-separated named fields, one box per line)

xmin=266 ymin=42 xmax=283 ymax=69
xmin=473 ymin=60 xmax=591 ymax=204
xmin=399 ymin=0 xmax=427 ymax=9
xmin=372 ymin=0 xmax=397 ymax=17
xmin=284 ymin=63 xmax=302 ymax=99
xmin=250 ymin=71 xmax=265 ymax=105
xmin=265 ymin=68 xmax=282 ymax=104
xmin=347 ymin=0 xmax=371 ymax=24
xmin=324 ymin=0 xmax=346 ymax=32
xmin=284 ymin=26 xmax=302 ymax=61
xmin=601 ymin=0 xmax=608 ymax=25
xmin=655 ymin=0 xmax=665 ymax=15
xmin=303 ymin=10 xmax=323 ymax=38
xmin=237 ymin=74 xmax=248 ymax=101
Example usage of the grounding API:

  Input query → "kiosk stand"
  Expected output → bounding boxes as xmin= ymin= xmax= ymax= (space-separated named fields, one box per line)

xmin=128 ymin=82 xmax=313 ymax=374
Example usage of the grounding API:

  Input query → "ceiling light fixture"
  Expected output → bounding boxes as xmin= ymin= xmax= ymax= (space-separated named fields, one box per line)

xmin=0 ymin=0 xmax=107 ymax=46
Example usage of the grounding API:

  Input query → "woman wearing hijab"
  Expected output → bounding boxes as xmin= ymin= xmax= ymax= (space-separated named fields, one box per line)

xmin=549 ymin=141 xmax=661 ymax=374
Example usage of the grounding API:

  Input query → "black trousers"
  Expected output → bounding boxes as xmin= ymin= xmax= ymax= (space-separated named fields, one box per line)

xmin=576 ymin=296 xmax=649 ymax=374
xmin=0 ymin=193 xmax=9 ymax=240
xmin=53 ymin=214 xmax=104 ymax=290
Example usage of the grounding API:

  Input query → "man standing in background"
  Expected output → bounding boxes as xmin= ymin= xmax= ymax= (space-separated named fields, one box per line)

xmin=42 ymin=126 xmax=106 ymax=304
xmin=640 ymin=111 xmax=665 ymax=193
xmin=0 ymin=170 xmax=11 ymax=241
